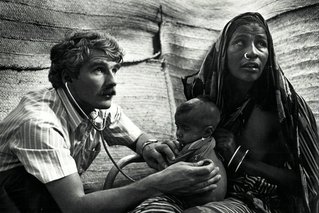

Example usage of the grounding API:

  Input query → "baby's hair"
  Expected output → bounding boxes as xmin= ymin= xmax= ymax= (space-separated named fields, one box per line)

xmin=176 ymin=95 xmax=220 ymax=128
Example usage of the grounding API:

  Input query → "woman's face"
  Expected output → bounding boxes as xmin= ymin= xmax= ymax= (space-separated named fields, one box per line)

xmin=227 ymin=22 xmax=269 ymax=82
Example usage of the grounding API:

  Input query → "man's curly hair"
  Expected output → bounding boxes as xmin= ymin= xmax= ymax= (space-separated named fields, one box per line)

xmin=48 ymin=31 xmax=123 ymax=88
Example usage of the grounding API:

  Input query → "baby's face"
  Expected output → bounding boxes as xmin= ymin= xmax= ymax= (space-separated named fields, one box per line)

xmin=175 ymin=113 xmax=206 ymax=145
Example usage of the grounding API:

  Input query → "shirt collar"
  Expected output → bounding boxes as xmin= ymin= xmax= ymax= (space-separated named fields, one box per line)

xmin=57 ymin=88 xmax=84 ymax=131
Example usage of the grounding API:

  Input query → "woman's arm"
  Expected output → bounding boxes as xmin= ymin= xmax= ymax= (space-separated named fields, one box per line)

xmin=237 ymin=156 xmax=300 ymax=193
xmin=214 ymin=128 xmax=300 ymax=194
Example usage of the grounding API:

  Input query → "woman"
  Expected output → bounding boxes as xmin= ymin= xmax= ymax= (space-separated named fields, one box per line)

xmin=182 ymin=12 xmax=319 ymax=213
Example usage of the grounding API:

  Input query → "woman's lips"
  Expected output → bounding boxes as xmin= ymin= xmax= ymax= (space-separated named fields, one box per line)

xmin=241 ymin=62 xmax=259 ymax=71
xmin=241 ymin=62 xmax=259 ymax=68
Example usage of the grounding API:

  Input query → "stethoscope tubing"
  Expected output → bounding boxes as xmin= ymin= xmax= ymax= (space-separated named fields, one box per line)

xmin=64 ymin=82 xmax=135 ymax=182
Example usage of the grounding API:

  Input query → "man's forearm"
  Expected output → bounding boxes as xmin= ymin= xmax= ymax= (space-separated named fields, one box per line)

xmin=78 ymin=175 xmax=161 ymax=213
xmin=46 ymin=172 xmax=162 ymax=213
xmin=47 ymin=160 xmax=220 ymax=213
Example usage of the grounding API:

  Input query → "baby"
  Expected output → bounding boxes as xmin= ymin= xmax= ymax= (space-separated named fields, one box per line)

xmin=170 ymin=95 xmax=227 ymax=207
xmin=131 ymin=96 xmax=227 ymax=212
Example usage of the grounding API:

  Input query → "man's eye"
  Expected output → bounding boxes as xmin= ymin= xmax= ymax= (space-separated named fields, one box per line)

xmin=111 ymin=65 xmax=120 ymax=74
xmin=93 ymin=68 xmax=104 ymax=74
xmin=111 ymin=67 xmax=119 ymax=74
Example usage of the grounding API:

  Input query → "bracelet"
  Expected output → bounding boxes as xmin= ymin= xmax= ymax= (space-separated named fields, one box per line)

xmin=234 ymin=149 xmax=249 ymax=173
xmin=227 ymin=146 xmax=241 ymax=167
xmin=227 ymin=146 xmax=249 ymax=173
xmin=141 ymin=139 xmax=158 ymax=155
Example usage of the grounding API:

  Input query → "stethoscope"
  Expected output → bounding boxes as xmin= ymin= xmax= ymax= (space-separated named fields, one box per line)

xmin=65 ymin=82 xmax=135 ymax=182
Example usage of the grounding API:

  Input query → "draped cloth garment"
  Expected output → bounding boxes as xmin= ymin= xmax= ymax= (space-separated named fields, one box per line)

xmin=182 ymin=12 xmax=319 ymax=213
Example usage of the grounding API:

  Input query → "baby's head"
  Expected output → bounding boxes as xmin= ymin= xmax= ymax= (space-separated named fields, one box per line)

xmin=175 ymin=95 xmax=220 ymax=145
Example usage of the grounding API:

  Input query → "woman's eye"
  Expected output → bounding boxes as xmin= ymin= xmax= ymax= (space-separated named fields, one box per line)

xmin=234 ymin=40 xmax=244 ymax=46
xmin=257 ymin=40 xmax=267 ymax=48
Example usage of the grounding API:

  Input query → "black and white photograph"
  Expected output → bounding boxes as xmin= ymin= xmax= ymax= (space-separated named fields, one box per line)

xmin=0 ymin=0 xmax=318 ymax=212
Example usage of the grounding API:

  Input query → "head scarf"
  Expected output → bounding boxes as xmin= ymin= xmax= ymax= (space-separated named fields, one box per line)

xmin=182 ymin=12 xmax=319 ymax=212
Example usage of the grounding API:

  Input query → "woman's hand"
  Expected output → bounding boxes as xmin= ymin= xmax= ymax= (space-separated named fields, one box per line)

xmin=142 ymin=140 xmax=181 ymax=170
xmin=150 ymin=159 xmax=221 ymax=195
xmin=214 ymin=128 xmax=237 ymax=163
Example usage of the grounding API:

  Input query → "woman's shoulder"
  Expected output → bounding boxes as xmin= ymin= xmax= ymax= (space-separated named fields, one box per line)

xmin=249 ymin=106 xmax=281 ymax=132
xmin=240 ymin=106 xmax=287 ymax=162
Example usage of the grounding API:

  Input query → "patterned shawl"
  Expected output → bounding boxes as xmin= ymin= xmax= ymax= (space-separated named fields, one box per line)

xmin=182 ymin=12 xmax=319 ymax=212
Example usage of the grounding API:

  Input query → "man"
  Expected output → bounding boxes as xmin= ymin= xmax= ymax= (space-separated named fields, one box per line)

xmin=0 ymin=31 xmax=221 ymax=213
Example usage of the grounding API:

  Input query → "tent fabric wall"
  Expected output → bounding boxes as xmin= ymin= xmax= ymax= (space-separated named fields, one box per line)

xmin=0 ymin=0 xmax=161 ymax=68
xmin=0 ymin=0 xmax=318 ymax=189
xmin=160 ymin=3 xmax=319 ymax=115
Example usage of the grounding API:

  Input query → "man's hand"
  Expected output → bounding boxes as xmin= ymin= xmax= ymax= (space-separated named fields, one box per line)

xmin=214 ymin=128 xmax=237 ymax=163
xmin=150 ymin=159 xmax=221 ymax=195
xmin=142 ymin=140 xmax=181 ymax=170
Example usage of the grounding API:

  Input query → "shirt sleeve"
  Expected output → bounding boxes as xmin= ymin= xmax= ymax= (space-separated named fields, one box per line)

xmin=11 ymin=119 xmax=78 ymax=184
xmin=102 ymin=104 xmax=142 ymax=146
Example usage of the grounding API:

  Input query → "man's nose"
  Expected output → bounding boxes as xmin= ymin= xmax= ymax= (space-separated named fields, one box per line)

xmin=104 ymin=72 xmax=117 ymax=89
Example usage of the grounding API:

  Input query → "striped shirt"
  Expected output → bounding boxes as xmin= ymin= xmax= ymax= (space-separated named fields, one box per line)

xmin=0 ymin=87 xmax=142 ymax=183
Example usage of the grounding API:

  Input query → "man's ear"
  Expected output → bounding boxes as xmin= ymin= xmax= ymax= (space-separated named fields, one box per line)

xmin=62 ymin=72 xmax=72 ymax=83
xmin=203 ymin=126 xmax=214 ymax=138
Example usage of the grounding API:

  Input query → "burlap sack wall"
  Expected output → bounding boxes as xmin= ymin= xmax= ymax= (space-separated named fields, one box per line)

xmin=1 ymin=0 xmax=318 ymax=189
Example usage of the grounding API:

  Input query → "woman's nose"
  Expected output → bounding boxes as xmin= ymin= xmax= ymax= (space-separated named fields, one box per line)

xmin=245 ymin=42 xmax=258 ymax=59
